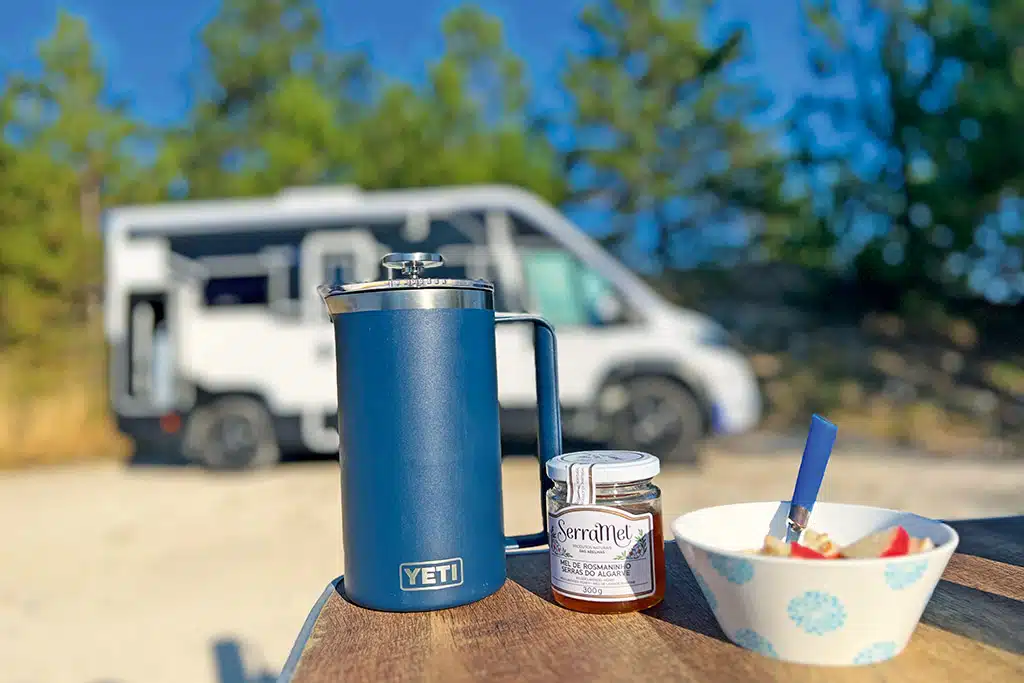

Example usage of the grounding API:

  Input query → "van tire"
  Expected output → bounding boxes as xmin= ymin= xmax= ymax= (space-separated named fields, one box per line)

xmin=183 ymin=396 xmax=281 ymax=471
xmin=606 ymin=376 xmax=704 ymax=466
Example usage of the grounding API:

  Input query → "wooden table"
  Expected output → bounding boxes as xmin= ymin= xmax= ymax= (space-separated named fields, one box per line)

xmin=279 ymin=516 xmax=1024 ymax=682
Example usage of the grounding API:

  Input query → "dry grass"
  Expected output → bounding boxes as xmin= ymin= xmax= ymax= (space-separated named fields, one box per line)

xmin=755 ymin=347 xmax=1014 ymax=457
xmin=0 ymin=348 xmax=129 ymax=469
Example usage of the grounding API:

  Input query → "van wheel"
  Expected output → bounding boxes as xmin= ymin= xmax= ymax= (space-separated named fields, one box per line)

xmin=606 ymin=376 xmax=704 ymax=465
xmin=184 ymin=397 xmax=281 ymax=471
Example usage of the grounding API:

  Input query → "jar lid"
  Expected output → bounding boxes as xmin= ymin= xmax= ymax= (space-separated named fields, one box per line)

xmin=546 ymin=450 xmax=660 ymax=484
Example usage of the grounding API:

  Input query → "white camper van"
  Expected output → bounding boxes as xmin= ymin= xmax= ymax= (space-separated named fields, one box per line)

xmin=103 ymin=185 xmax=761 ymax=469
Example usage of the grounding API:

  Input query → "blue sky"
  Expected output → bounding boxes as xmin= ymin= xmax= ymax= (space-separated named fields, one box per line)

xmin=0 ymin=0 xmax=811 ymax=126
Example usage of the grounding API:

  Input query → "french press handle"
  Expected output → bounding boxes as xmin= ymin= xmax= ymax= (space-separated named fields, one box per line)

xmin=382 ymin=252 xmax=444 ymax=279
xmin=496 ymin=313 xmax=563 ymax=551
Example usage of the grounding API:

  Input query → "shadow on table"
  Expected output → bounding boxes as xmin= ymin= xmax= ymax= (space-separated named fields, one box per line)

xmin=924 ymin=515 xmax=1024 ymax=655
xmin=507 ymin=541 xmax=732 ymax=645
xmin=946 ymin=516 xmax=1024 ymax=569
xmin=212 ymin=638 xmax=277 ymax=683
xmin=643 ymin=543 xmax=731 ymax=643
xmin=923 ymin=581 xmax=1024 ymax=656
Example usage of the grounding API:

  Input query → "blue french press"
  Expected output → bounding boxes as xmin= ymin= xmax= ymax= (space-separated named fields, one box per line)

xmin=318 ymin=252 xmax=563 ymax=612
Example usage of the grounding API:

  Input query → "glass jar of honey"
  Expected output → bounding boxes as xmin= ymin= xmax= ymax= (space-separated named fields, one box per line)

xmin=545 ymin=451 xmax=665 ymax=613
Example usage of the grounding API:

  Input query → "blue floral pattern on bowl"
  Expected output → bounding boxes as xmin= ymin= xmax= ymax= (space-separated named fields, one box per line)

xmin=787 ymin=590 xmax=847 ymax=635
xmin=694 ymin=573 xmax=717 ymax=611
xmin=709 ymin=553 xmax=754 ymax=585
xmin=732 ymin=628 xmax=778 ymax=658
xmin=885 ymin=560 xmax=929 ymax=590
xmin=853 ymin=641 xmax=898 ymax=664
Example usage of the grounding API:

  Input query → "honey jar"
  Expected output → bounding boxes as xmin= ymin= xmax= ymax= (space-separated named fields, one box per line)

xmin=546 ymin=451 xmax=665 ymax=613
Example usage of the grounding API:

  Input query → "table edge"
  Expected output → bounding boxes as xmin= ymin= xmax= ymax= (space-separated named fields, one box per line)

xmin=278 ymin=579 xmax=341 ymax=683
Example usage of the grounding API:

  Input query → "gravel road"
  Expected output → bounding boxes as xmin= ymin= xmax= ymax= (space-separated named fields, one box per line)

xmin=3 ymin=443 xmax=1023 ymax=683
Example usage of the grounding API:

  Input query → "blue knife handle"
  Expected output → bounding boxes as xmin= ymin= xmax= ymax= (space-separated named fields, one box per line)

xmin=791 ymin=414 xmax=838 ymax=514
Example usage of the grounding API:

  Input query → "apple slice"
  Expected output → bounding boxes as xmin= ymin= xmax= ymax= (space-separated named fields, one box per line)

xmin=840 ymin=526 xmax=911 ymax=558
xmin=761 ymin=535 xmax=791 ymax=557
xmin=909 ymin=536 xmax=935 ymax=554
xmin=791 ymin=542 xmax=831 ymax=559
xmin=800 ymin=530 xmax=840 ymax=558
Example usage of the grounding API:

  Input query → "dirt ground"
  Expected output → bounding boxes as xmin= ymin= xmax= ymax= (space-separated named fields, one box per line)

xmin=3 ymin=443 xmax=1023 ymax=683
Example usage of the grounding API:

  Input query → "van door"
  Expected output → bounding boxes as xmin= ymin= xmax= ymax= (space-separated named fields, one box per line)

xmin=126 ymin=292 xmax=176 ymax=412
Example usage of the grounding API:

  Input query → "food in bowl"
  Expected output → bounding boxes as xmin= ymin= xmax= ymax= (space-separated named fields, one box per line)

xmin=755 ymin=526 xmax=936 ymax=559
xmin=671 ymin=501 xmax=959 ymax=667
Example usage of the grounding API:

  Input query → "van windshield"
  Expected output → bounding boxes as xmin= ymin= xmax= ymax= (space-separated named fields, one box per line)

xmin=521 ymin=249 xmax=629 ymax=327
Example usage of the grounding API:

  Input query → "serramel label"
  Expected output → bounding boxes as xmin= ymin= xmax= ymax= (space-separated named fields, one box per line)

xmin=548 ymin=506 xmax=655 ymax=602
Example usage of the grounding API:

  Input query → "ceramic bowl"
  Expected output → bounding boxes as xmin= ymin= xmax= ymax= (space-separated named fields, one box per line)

xmin=671 ymin=501 xmax=959 ymax=667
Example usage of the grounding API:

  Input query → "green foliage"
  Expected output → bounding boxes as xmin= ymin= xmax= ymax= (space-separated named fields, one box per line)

xmin=172 ymin=0 xmax=368 ymax=198
xmin=0 ymin=141 xmax=81 ymax=345
xmin=563 ymin=0 xmax=797 ymax=265
xmin=0 ymin=12 xmax=122 ymax=346
xmin=168 ymin=1 xmax=562 ymax=203
xmin=350 ymin=5 xmax=565 ymax=202
xmin=791 ymin=0 xmax=1024 ymax=308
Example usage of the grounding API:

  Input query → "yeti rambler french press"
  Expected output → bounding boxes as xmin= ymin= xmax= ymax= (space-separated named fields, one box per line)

xmin=319 ymin=251 xmax=562 ymax=612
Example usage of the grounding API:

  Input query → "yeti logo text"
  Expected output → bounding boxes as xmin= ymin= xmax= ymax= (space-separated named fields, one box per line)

xmin=399 ymin=557 xmax=464 ymax=591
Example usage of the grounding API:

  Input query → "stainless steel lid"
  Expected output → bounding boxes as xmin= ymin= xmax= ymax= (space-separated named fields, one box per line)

xmin=318 ymin=252 xmax=495 ymax=316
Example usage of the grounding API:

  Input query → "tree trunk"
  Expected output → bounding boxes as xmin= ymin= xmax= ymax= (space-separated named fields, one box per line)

xmin=78 ymin=165 xmax=104 ymax=392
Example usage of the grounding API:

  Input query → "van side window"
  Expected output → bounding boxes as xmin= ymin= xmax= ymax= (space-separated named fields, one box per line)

xmin=203 ymin=276 xmax=270 ymax=307
xmin=424 ymin=219 xmax=483 ymax=281
xmin=423 ymin=216 xmax=513 ymax=311
xmin=521 ymin=249 xmax=629 ymax=327
xmin=522 ymin=251 xmax=588 ymax=326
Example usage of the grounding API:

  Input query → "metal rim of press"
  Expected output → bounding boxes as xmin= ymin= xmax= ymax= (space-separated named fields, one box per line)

xmin=317 ymin=252 xmax=495 ymax=315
